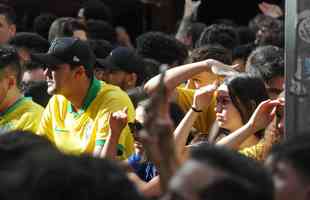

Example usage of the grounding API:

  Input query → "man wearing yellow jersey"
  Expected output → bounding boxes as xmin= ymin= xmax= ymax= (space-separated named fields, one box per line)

xmin=32 ymin=37 xmax=135 ymax=159
xmin=145 ymin=45 xmax=233 ymax=134
xmin=0 ymin=45 xmax=43 ymax=133
xmin=144 ymin=45 xmax=236 ymax=135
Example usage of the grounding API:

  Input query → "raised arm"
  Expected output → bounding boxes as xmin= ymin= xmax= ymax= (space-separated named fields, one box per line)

xmin=216 ymin=100 xmax=280 ymax=150
xmin=175 ymin=0 xmax=201 ymax=43
xmin=100 ymin=108 xmax=128 ymax=159
xmin=144 ymin=59 xmax=233 ymax=95
xmin=258 ymin=2 xmax=283 ymax=19
xmin=174 ymin=84 xmax=217 ymax=156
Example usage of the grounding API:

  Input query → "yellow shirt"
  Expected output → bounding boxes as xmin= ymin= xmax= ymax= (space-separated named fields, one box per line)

xmin=239 ymin=140 xmax=265 ymax=161
xmin=38 ymin=79 xmax=135 ymax=159
xmin=0 ymin=97 xmax=43 ymax=134
xmin=176 ymin=87 xmax=216 ymax=134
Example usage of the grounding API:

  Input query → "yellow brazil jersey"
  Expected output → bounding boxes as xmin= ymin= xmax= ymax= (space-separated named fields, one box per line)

xmin=37 ymin=78 xmax=135 ymax=159
xmin=176 ymin=86 xmax=216 ymax=134
xmin=0 ymin=97 xmax=44 ymax=134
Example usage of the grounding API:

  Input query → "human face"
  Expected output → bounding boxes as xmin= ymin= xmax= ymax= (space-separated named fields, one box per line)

xmin=94 ymin=68 xmax=110 ymax=82
xmin=73 ymin=30 xmax=87 ymax=41
xmin=255 ymin=26 xmax=272 ymax=46
xmin=165 ymin=160 xmax=227 ymax=200
xmin=43 ymin=64 xmax=75 ymax=95
xmin=265 ymin=157 xmax=309 ymax=200
xmin=266 ymin=76 xmax=284 ymax=100
xmin=18 ymin=48 xmax=31 ymax=62
xmin=189 ymin=71 xmax=219 ymax=89
xmin=215 ymin=84 xmax=243 ymax=132
xmin=0 ymin=15 xmax=16 ymax=44
xmin=106 ymin=70 xmax=127 ymax=89
xmin=22 ymin=69 xmax=45 ymax=84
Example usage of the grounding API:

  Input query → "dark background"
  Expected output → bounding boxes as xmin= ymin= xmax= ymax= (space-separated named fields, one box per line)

xmin=0 ymin=0 xmax=284 ymax=39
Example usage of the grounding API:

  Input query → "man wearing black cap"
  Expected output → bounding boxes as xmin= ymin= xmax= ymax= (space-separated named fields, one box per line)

xmin=32 ymin=37 xmax=135 ymax=159
xmin=97 ymin=47 xmax=145 ymax=91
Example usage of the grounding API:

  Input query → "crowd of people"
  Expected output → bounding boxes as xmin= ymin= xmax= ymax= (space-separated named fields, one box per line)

xmin=0 ymin=1 xmax=306 ymax=200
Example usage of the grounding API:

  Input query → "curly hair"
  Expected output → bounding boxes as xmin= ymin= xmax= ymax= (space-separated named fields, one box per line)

xmin=189 ymin=44 xmax=232 ymax=64
xmin=9 ymin=32 xmax=49 ymax=53
xmin=136 ymin=31 xmax=188 ymax=66
xmin=196 ymin=24 xmax=240 ymax=51
xmin=246 ymin=45 xmax=284 ymax=82
xmin=86 ymin=20 xmax=116 ymax=43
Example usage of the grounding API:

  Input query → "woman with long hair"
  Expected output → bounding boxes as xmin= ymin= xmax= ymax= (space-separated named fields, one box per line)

xmin=173 ymin=73 xmax=269 ymax=159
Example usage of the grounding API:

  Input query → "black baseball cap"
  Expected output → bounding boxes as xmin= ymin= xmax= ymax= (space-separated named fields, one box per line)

xmin=97 ymin=47 xmax=145 ymax=74
xmin=31 ymin=37 xmax=95 ymax=69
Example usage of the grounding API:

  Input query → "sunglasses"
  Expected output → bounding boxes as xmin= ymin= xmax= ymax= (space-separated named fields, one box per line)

xmin=128 ymin=121 xmax=144 ymax=134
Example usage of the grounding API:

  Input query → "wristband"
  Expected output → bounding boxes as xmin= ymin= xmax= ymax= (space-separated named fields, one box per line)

xmin=191 ymin=106 xmax=203 ymax=113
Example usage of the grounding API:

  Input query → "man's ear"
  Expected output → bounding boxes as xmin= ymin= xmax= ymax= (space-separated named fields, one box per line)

xmin=73 ymin=65 xmax=87 ymax=78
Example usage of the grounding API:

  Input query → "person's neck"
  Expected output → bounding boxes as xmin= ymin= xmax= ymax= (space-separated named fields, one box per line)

xmin=66 ymin=78 xmax=91 ymax=112
xmin=0 ymin=89 xmax=23 ymax=113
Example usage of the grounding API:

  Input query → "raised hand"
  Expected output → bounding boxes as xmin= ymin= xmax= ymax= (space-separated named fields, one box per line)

xmin=259 ymin=2 xmax=283 ymax=18
xmin=184 ymin=0 xmax=201 ymax=18
xmin=205 ymin=59 xmax=239 ymax=76
xmin=192 ymin=0 xmax=201 ymax=20
xmin=192 ymin=83 xmax=218 ymax=111
xmin=109 ymin=107 xmax=128 ymax=137
xmin=183 ymin=0 xmax=194 ymax=18
xmin=247 ymin=100 xmax=281 ymax=132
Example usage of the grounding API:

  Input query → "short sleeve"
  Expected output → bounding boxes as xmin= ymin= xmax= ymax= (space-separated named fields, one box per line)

xmin=37 ymin=99 xmax=54 ymax=142
xmin=176 ymin=86 xmax=216 ymax=134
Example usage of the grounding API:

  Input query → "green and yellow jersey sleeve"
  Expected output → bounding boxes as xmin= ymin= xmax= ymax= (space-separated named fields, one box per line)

xmin=0 ymin=97 xmax=43 ymax=134
xmin=38 ymin=79 xmax=135 ymax=160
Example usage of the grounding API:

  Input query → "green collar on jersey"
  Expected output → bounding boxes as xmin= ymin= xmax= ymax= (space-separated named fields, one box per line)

xmin=68 ymin=78 xmax=101 ymax=116
xmin=0 ymin=97 xmax=29 ymax=116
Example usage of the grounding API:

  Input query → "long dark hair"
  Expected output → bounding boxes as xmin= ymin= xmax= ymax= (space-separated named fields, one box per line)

xmin=224 ymin=73 xmax=269 ymax=138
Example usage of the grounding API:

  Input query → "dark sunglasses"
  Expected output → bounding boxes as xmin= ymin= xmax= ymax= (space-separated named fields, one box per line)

xmin=128 ymin=121 xmax=144 ymax=134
